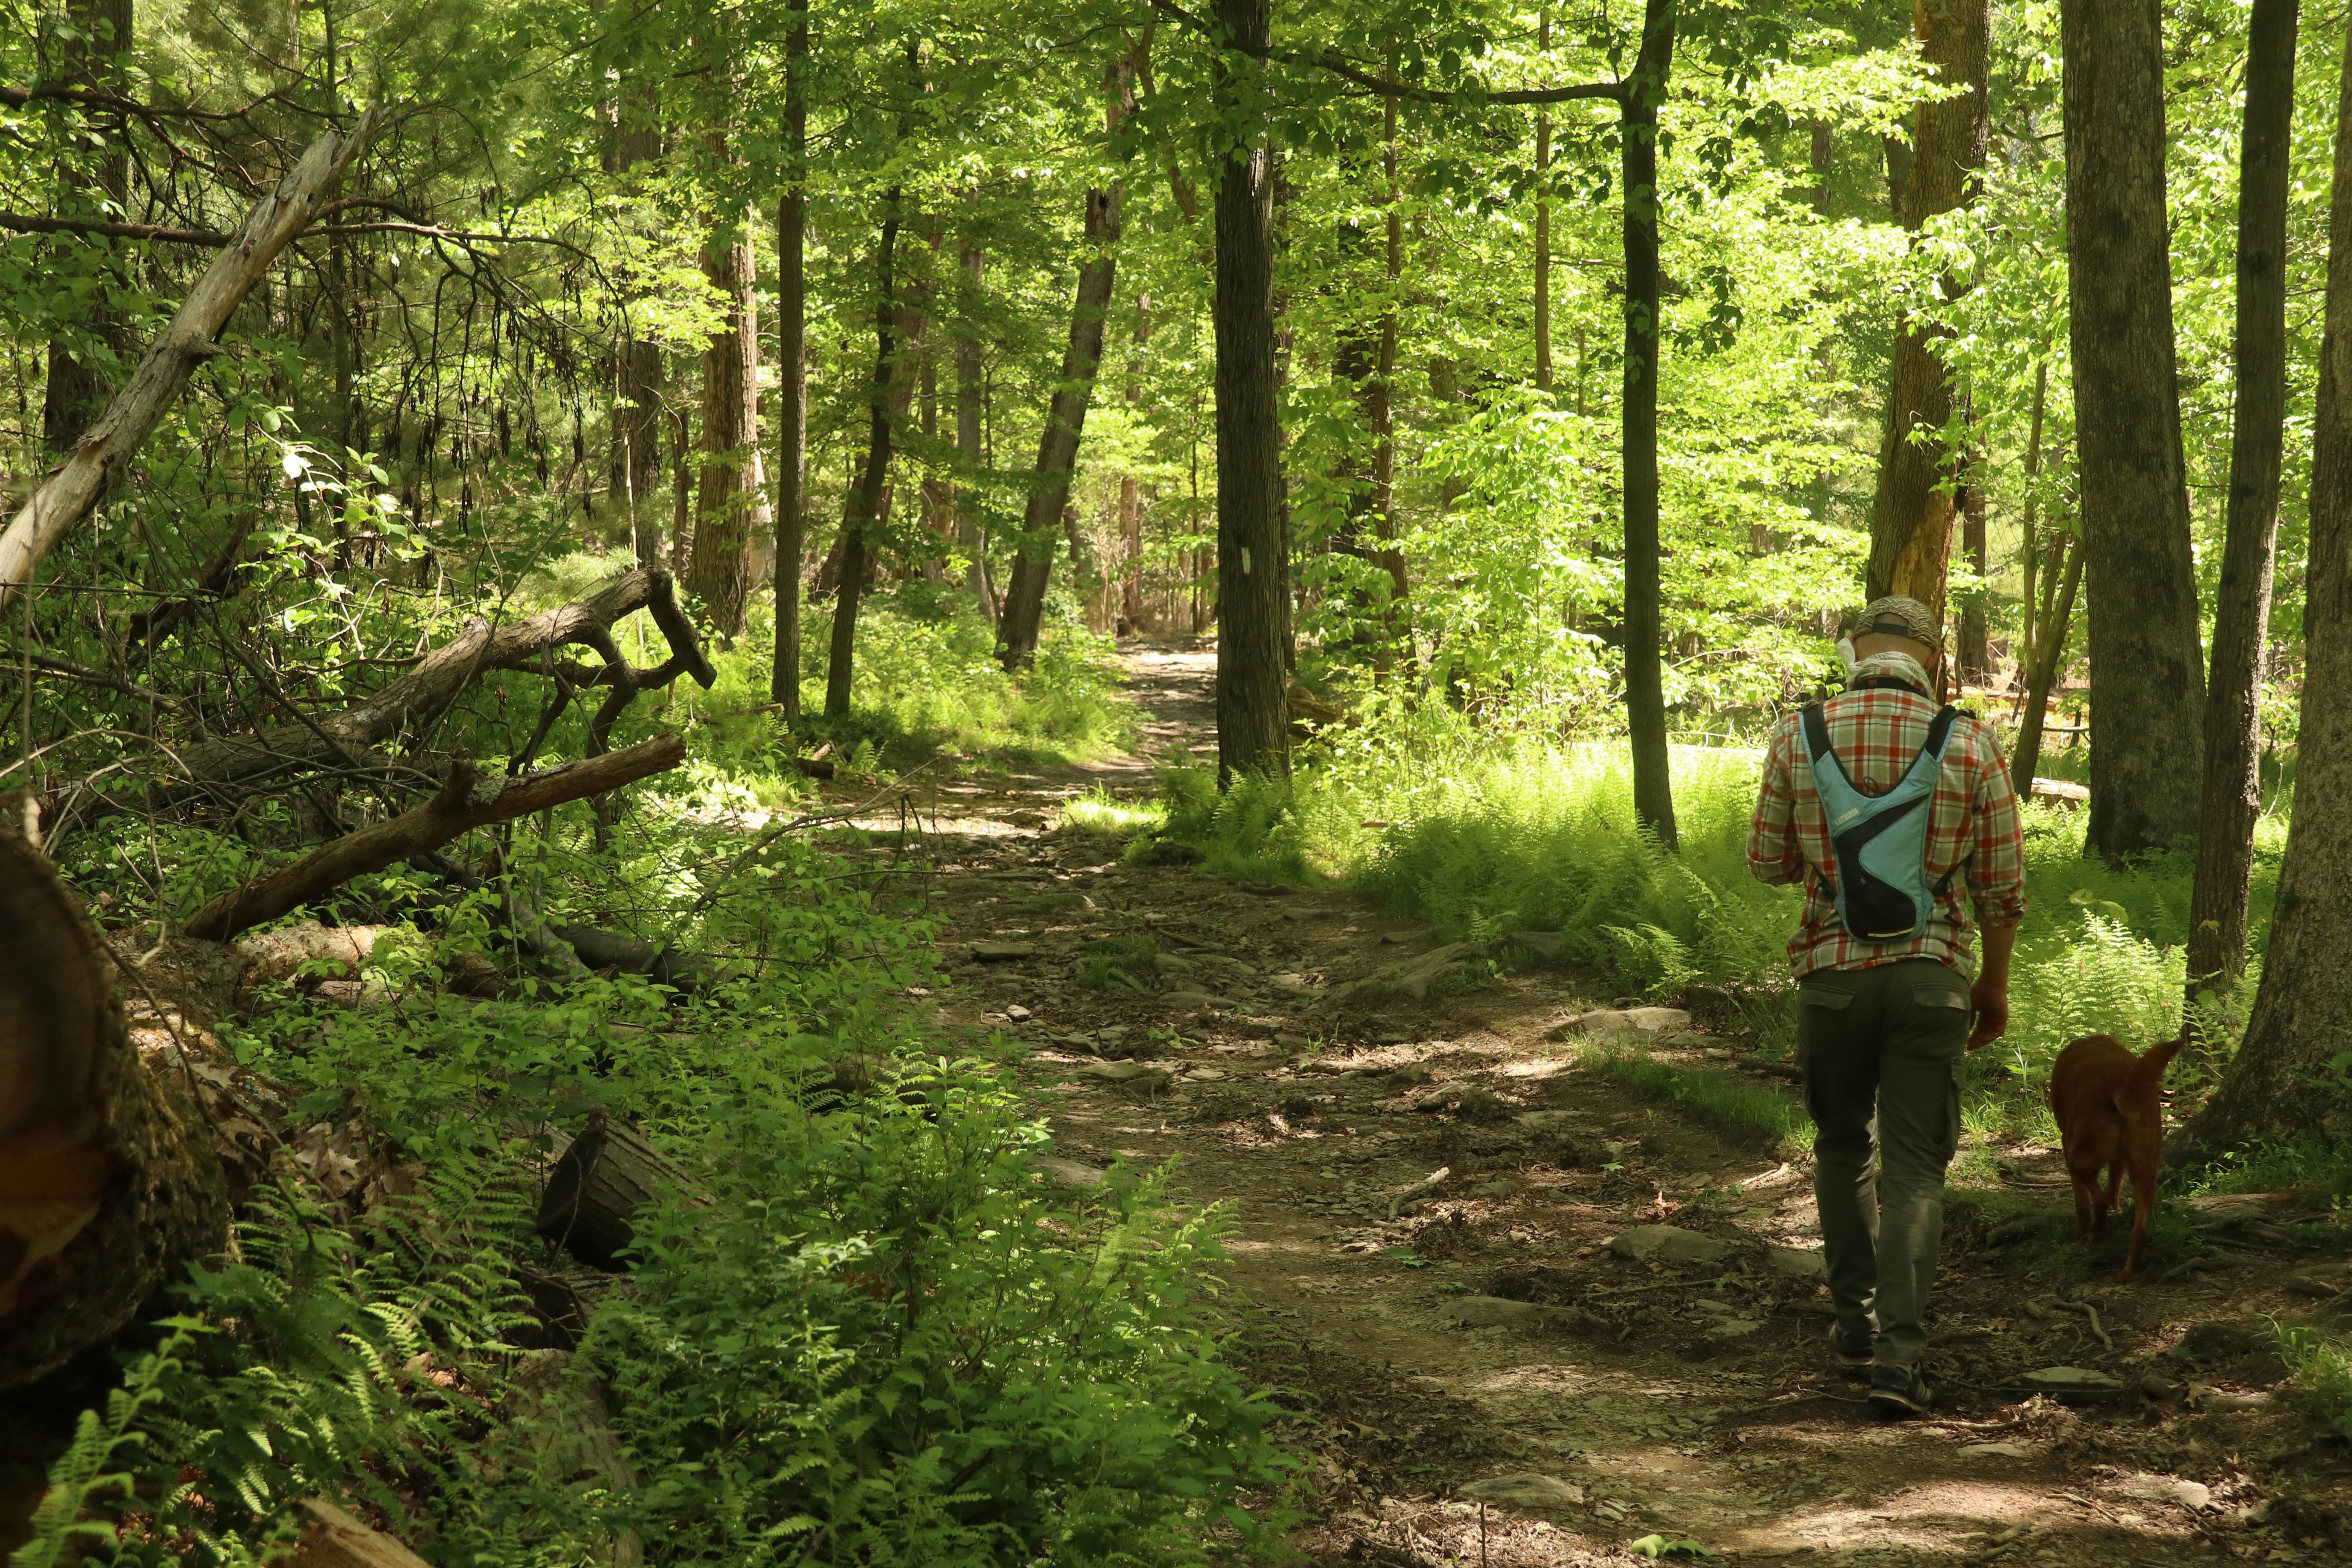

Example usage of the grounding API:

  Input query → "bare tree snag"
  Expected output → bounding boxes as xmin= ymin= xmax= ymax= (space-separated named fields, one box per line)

xmin=129 ymin=566 xmax=711 ymax=813
xmin=0 ymin=111 xmax=375 ymax=617
xmin=0 ymin=832 xmax=228 ymax=1391
xmin=181 ymin=735 xmax=688 ymax=942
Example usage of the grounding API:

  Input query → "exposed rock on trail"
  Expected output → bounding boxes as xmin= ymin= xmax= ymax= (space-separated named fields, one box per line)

xmin=813 ymin=642 xmax=2351 ymax=1565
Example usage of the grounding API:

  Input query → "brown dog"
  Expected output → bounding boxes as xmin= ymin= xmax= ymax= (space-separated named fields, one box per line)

xmin=2047 ymin=1033 xmax=2183 ymax=1280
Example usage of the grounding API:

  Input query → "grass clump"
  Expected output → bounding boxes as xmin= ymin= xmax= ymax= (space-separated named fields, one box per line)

xmin=2278 ymin=1322 xmax=2352 ymax=1440
xmin=1063 ymin=786 xmax=1167 ymax=837
xmin=1078 ymin=931 xmax=1158 ymax=992
xmin=1588 ymin=1042 xmax=1813 ymax=1153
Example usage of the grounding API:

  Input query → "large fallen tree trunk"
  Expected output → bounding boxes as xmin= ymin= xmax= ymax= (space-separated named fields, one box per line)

xmin=181 ymin=734 xmax=687 ymax=942
xmin=0 ymin=831 xmax=229 ymax=1391
xmin=56 ymin=565 xmax=715 ymax=833
xmin=0 ymin=112 xmax=376 ymax=617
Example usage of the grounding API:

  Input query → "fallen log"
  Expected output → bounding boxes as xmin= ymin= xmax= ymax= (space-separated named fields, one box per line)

xmin=0 ymin=112 xmax=376 ymax=617
xmin=181 ymin=733 xmax=687 ymax=942
xmin=535 ymin=1113 xmax=707 ymax=1272
xmin=0 ymin=831 xmax=229 ymax=1391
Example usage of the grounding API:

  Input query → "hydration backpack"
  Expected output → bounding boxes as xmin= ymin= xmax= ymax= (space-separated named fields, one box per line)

xmin=1799 ymin=701 xmax=1961 ymax=942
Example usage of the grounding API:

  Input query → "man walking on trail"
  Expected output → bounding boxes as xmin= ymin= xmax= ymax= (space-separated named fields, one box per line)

xmin=1746 ymin=596 xmax=2027 ymax=1417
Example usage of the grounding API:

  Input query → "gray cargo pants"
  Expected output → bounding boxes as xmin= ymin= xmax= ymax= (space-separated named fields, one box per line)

xmin=1796 ymin=958 xmax=1969 ymax=1371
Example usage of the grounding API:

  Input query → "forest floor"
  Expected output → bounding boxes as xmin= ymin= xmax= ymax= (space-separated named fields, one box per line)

xmin=817 ymin=641 xmax=2352 ymax=1567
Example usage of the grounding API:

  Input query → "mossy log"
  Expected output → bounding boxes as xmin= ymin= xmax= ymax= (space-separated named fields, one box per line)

xmin=534 ymin=1114 xmax=706 ymax=1272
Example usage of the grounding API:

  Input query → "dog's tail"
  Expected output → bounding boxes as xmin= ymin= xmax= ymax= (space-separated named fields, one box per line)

xmin=2131 ymin=1034 xmax=2185 ymax=1094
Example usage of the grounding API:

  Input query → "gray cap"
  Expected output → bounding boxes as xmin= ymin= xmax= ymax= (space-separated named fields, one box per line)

xmin=1849 ymin=595 xmax=1942 ymax=651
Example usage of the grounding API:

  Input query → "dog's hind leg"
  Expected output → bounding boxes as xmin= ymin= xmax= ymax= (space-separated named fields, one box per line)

xmin=2091 ymin=1163 xmax=2122 ymax=1242
xmin=2068 ymin=1165 xmax=2098 ymax=1241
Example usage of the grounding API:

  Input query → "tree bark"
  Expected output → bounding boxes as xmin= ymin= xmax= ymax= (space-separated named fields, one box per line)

xmin=2062 ymin=0 xmax=2208 ymax=861
xmin=996 ymin=54 xmax=1133 ymax=671
xmin=1620 ymin=0 xmax=1679 ymax=848
xmin=2185 ymin=0 xmax=2298 ymax=1003
xmin=182 ymin=737 xmax=686 ymax=942
xmin=0 ymin=114 xmax=374 ymax=617
xmin=41 ymin=0 xmax=134 ymax=454
xmin=824 ymin=198 xmax=903 ymax=718
xmin=2011 ymin=531 xmax=2085 ymax=797
xmin=1213 ymin=0 xmax=1292 ymax=784
xmin=1864 ymin=0 xmax=1990 ymax=624
xmin=1959 ymin=438 xmax=1989 ymax=684
xmin=0 ymin=830 xmax=229 ymax=1392
xmin=690 ymin=218 xmax=758 ymax=636
xmin=536 ymin=1114 xmax=706 ymax=1272
xmin=1119 ymin=298 xmax=1151 ymax=630
xmin=2018 ymin=358 xmax=2049 ymax=662
xmin=955 ymin=243 xmax=990 ymax=611
xmin=2173 ymin=27 xmax=2352 ymax=1156
xmin=611 ymin=91 xmax=664 ymax=565
xmin=770 ymin=18 xmax=810 ymax=716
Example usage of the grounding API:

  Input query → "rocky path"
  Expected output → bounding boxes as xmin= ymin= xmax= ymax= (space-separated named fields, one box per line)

xmin=829 ymin=643 xmax=2350 ymax=1566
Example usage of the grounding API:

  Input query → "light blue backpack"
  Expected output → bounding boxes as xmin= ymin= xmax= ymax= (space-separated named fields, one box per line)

xmin=1798 ymin=702 xmax=1961 ymax=941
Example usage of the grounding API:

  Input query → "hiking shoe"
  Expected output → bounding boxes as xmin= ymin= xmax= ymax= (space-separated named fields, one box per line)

xmin=1827 ymin=1321 xmax=1872 ymax=1372
xmin=1868 ymin=1362 xmax=1933 ymax=1417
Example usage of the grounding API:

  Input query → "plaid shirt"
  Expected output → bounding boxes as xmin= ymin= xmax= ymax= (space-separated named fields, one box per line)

xmin=1747 ymin=671 xmax=2028 ymax=980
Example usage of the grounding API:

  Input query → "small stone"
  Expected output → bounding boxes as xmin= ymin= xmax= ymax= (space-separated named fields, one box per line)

xmin=1457 ymin=1474 xmax=1586 ymax=1511
xmin=2022 ymin=1366 xmax=2125 ymax=1398
xmin=1152 ymin=952 xmax=1199 ymax=975
xmin=1607 ymin=1225 xmax=1732 ymax=1265
xmin=1959 ymin=1442 xmax=2037 ymax=1459
xmin=2138 ymin=1373 xmax=2183 ymax=1401
xmin=1028 ymin=1155 xmax=1107 ymax=1187
xmin=1468 ymin=1178 xmax=1523 ymax=1199
xmin=1268 ymin=972 xmax=1312 ymax=990
xmin=971 ymin=942 xmax=1040 ymax=961
xmin=1447 ymin=1296 xmax=1575 ymax=1332
xmin=1185 ymin=1067 xmax=1229 ymax=1083
xmin=1387 ymin=1063 xmax=1435 ymax=1087
xmin=1006 ymin=1004 xmax=1033 ymax=1022
xmin=1545 ymin=1006 xmax=1692 ymax=1042
xmin=1763 ymin=1245 xmax=1828 ymax=1279
xmin=1078 ymin=1060 xmax=1165 ymax=1083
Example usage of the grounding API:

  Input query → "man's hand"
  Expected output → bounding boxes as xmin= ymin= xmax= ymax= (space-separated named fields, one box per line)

xmin=1969 ymin=920 xmax=2021 ymax=1051
xmin=1967 ymin=975 xmax=2009 ymax=1050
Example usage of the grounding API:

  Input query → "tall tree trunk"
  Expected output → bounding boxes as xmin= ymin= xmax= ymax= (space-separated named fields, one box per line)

xmin=690 ymin=218 xmax=758 ymax=636
xmin=824 ymin=197 xmax=902 ymax=719
xmin=1865 ymin=0 xmax=1990 ymax=623
xmin=2185 ymin=0 xmax=2298 ymax=1004
xmin=2063 ymin=0 xmax=2208 ymax=861
xmin=996 ymin=54 xmax=1133 ymax=671
xmin=1372 ymin=57 xmax=1410 ymax=677
xmin=42 ymin=0 xmax=134 ymax=452
xmin=2018 ymin=357 xmax=2049 ymax=663
xmin=2173 ymin=25 xmax=2352 ymax=1156
xmin=669 ymin=403 xmax=692 ymax=579
xmin=1958 ymin=434 xmax=1988 ymax=684
xmin=2011 ymin=528 xmax=2085 ymax=797
xmin=1119 ymin=296 xmax=1151 ymax=630
xmin=612 ymin=89 xmax=664 ymax=565
xmin=769 ymin=15 xmax=809 ymax=716
xmin=955 ymin=243 xmax=990 ymax=611
xmin=1534 ymin=11 xmax=1553 ymax=393
xmin=1213 ymin=0 xmax=1291 ymax=783
xmin=1620 ymin=0 xmax=1679 ymax=848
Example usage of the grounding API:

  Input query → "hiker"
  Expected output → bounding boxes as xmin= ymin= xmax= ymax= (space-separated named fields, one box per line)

xmin=1746 ymin=595 xmax=2027 ymax=1416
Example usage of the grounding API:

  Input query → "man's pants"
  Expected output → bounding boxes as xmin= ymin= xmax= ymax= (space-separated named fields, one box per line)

xmin=1796 ymin=958 xmax=1969 ymax=1371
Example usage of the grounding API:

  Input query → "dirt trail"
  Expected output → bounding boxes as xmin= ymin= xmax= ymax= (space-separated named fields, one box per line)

xmin=828 ymin=643 xmax=2350 ymax=1566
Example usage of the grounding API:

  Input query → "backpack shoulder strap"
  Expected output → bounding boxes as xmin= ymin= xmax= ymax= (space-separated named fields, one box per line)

xmin=1924 ymin=704 xmax=1961 ymax=759
xmin=1800 ymin=702 xmax=1832 ymax=764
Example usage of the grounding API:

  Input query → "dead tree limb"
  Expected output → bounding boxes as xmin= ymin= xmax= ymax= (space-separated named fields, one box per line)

xmin=181 ymin=734 xmax=687 ymax=942
xmin=0 ymin=831 xmax=229 ymax=1391
xmin=0 ymin=110 xmax=376 ymax=617
xmin=164 ymin=566 xmax=713 ymax=802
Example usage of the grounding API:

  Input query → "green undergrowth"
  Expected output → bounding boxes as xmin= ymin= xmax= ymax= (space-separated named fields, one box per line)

xmin=1158 ymin=707 xmax=2287 ymax=1091
xmin=1586 ymin=1044 xmax=1813 ymax=1153
xmin=33 ymin=804 xmax=1285 ymax=1566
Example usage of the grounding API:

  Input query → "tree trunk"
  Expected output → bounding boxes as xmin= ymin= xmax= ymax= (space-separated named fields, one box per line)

xmin=1959 ymin=437 xmax=1989 ymax=684
xmin=996 ymin=54 xmax=1133 ymax=671
xmin=1864 ymin=0 xmax=1990 ymax=624
xmin=537 ymin=1114 xmax=707 ymax=1272
xmin=2018 ymin=358 xmax=2049 ymax=663
xmin=2185 ymin=0 xmax=2298 ymax=1004
xmin=1213 ymin=0 xmax=1291 ymax=784
xmin=41 ymin=0 xmax=134 ymax=454
xmin=0 ymin=830 xmax=229 ymax=1391
xmin=824 ymin=198 xmax=903 ymax=719
xmin=0 ymin=115 xmax=374 ymax=616
xmin=2062 ymin=0 xmax=2208 ymax=861
xmin=1620 ymin=0 xmax=1679 ymax=848
xmin=2172 ymin=28 xmax=2352 ymax=1156
xmin=1534 ymin=11 xmax=1553 ymax=392
xmin=611 ymin=91 xmax=664 ymax=565
xmin=2011 ymin=530 xmax=2084 ymax=797
xmin=954 ymin=243 xmax=990 ymax=611
xmin=769 ymin=19 xmax=809 ymax=716
xmin=669 ymin=405 xmax=692 ymax=578
xmin=690 ymin=220 xmax=758 ymax=636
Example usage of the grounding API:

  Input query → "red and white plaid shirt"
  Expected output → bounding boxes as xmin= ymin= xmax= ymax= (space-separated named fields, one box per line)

xmin=1747 ymin=665 xmax=2028 ymax=980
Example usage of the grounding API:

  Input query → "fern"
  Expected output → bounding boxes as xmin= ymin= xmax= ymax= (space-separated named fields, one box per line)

xmin=9 ymin=1323 xmax=199 ymax=1568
